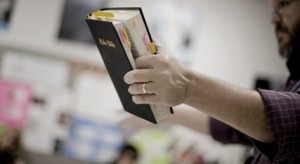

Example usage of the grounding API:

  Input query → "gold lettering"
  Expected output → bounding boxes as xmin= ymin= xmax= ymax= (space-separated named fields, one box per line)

xmin=107 ymin=40 xmax=116 ymax=48
xmin=99 ymin=39 xmax=107 ymax=46
xmin=98 ymin=38 xmax=116 ymax=48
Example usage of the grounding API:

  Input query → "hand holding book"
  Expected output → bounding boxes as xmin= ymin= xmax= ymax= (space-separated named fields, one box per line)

xmin=86 ymin=8 xmax=173 ymax=123
xmin=124 ymin=44 xmax=190 ymax=107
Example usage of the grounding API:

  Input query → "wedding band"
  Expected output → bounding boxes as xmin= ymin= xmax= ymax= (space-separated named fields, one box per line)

xmin=142 ymin=83 xmax=148 ymax=94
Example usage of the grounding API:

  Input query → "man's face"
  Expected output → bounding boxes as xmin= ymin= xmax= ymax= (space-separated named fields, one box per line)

xmin=269 ymin=0 xmax=300 ymax=57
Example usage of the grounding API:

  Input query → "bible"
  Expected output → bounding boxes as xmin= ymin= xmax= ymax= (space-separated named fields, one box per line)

xmin=86 ymin=7 xmax=173 ymax=123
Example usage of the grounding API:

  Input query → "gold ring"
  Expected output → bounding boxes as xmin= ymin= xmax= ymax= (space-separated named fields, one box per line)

xmin=142 ymin=83 xmax=148 ymax=94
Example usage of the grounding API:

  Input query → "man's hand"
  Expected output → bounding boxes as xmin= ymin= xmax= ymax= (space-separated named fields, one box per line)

xmin=124 ymin=46 xmax=190 ymax=107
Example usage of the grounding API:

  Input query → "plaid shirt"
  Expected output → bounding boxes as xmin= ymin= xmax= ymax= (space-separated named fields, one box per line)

xmin=210 ymin=79 xmax=300 ymax=163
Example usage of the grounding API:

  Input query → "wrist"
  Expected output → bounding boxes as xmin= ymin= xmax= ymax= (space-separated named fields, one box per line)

xmin=182 ymin=68 xmax=196 ymax=105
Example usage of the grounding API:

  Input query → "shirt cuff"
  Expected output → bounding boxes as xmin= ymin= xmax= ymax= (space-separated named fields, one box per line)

xmin=253 ymin=89 xmax=300 ymax=162
xmin=210 ymin=118 xmax=252 ymax=145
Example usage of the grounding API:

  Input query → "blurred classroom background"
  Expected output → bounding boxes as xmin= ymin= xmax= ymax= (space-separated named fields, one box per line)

xmin=0 ymin=0 xmax=288 ymax=163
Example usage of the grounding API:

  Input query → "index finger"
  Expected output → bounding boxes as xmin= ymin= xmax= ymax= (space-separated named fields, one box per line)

xmin=124 ymin=69 xmax=154 ymax=84
xmin=135 ymin=55 xmax=157 ymax=69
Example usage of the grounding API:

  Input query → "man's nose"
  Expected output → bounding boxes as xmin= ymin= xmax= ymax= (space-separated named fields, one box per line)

xmin=271 ymin=12 xmax=281 ymax=25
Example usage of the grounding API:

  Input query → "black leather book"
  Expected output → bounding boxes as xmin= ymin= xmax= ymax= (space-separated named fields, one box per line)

xmin=86 ymin=7 xmax=173 ymax=124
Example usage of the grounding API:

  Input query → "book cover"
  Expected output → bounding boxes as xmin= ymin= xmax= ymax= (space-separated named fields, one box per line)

xmin=86 ymin=7 xmax=173 ymax=124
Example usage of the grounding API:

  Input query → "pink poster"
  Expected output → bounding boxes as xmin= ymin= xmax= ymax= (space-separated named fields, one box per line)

xmin=0 ymin=80 xmax=32 ymax=129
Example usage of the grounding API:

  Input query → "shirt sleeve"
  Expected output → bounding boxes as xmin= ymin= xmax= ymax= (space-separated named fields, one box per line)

xmin=210 ymin=118 xmax=252 ymax=146
xmin=253 ymin=89 xmax=300 ymax=162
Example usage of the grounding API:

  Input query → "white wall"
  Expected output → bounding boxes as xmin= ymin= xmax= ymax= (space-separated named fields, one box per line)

xmin=3 ymin=0 xmax=289 ymax=88
xmin=191 ymin=0 xmax=288 ymax=88
xmin=2 ymin=0 xmax=101 ymax=65
xmin=8 ymin=0 xmax=64 ymax=44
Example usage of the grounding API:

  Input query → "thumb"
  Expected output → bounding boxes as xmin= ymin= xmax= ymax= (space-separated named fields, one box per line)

xmin=153 ymin=37 xmax=164 ymax=48
xmin=153 ymin=37 xmax=163 ymax=47
xmin=152 ymin=37 xmax=167 ymax=54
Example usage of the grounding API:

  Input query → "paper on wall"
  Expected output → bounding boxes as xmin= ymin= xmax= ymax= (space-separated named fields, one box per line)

xmin=74 ymin=72 xmax=123 ymax=122
xmin=0 ymin=50 xmax=70 ymax=88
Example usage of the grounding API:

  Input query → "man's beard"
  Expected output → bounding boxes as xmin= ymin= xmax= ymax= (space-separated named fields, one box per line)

xmin=276 ymin=20 xmax=300 ymax=58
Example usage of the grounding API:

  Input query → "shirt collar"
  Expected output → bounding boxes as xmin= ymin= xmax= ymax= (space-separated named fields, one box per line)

xmin=287 ymin=29 xmax=300 ymax=81
xmin=287 ymin=51 xmax=300 ymax=81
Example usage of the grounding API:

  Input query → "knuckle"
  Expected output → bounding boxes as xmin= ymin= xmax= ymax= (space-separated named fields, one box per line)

xmin=158 ymin=71 xmax=169 ymax=80
xmin=160 ymin=62 xmax=169 ymax=68
xmin=148 ymin=83 xmax=155 ymax=93
xmin=157 ymin=55 xmax=165 ymax=62
xmin=157 ymin=56 xmax=170 ymax=68
xmin=135 ymin=57 xmax=143 ymax=67
xmin=151 ymin=55 xmax=160 ymax=63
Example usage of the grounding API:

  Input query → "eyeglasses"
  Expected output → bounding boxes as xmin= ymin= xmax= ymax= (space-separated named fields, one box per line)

xmin=272 ymin=0 xmax=300 ymax=15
